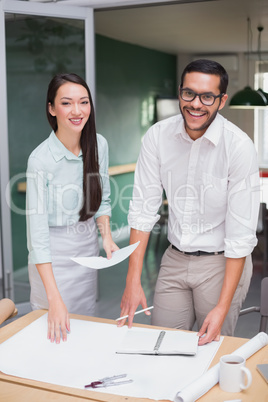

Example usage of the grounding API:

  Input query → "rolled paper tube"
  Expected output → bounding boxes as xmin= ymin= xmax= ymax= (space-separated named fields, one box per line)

xmin=174 ymin=332 xmax=268 ymax=402
xmin=0 ymin=298 xmax=17 ymax=325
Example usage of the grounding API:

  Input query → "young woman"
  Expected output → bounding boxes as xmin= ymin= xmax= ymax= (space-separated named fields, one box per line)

xmin=26 ymin=73 xmax=118 ymax=343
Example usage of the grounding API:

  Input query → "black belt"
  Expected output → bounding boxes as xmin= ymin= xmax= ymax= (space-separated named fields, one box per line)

xmin=171 ymin=245 xmax=224 ymax=256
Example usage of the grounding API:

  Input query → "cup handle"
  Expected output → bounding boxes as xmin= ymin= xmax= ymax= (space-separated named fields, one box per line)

xmin=240 ymin=367 xmax=252 ymax=390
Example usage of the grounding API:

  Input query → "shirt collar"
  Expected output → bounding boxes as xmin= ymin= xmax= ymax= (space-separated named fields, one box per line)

xmin=177 ymin=113 xmax=222 ymax=146
xmin=203 ymin=114 xmax=222 ymax=146
xmin=48 ymin=131 xmax=82 ymax=162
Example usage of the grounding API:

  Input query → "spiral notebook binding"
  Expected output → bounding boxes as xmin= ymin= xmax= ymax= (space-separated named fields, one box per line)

xmin=153 ymin=331 xmax=166 ymax=354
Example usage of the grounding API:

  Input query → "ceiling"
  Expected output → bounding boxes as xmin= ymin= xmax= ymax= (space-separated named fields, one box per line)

xmin=29 ymin=0 xmax=268 ymax=55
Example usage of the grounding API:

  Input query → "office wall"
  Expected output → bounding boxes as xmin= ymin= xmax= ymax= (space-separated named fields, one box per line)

xmin=95 ymin=34 xmax=177 ymax=237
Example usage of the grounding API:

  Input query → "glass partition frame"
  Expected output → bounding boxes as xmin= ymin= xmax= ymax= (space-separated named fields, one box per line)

xmin=0 ymin=0 xmax=95 ymax=299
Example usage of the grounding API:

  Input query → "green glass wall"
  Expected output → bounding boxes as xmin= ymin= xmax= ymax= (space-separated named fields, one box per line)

xmin=6 ymin=14 xmax=85 ymax=302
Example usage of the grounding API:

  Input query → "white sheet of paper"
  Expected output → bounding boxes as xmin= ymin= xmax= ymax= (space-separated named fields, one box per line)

xmin=71 ymin=241 xmax=140 ymax=269
xmin=0 ymin=314 xmax=223 ymax=401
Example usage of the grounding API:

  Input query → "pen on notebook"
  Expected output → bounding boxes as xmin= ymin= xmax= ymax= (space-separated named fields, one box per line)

xmin=115 ymin=306 xmax=154 ymax=321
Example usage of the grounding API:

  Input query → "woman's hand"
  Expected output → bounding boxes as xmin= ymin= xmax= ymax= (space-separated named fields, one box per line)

xmin=47 ymin=295 xmax=70 ymax=343
xmin=102 ymin=236 xmax=119 ymax=259
xmin=36 ymin=263 xmax=70 ymax=344
xmin=96 ymin=215 xmax=119 ymax=259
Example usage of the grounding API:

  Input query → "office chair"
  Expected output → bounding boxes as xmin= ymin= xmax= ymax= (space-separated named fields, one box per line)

xmin=0 ymin=298 xmax=17 ymax=326
xmin=239 ymin=277 xmax=268 ymax=333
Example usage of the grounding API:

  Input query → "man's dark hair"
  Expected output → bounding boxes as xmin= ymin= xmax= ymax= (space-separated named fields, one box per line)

xmin=180 ymin=59 xmax=229 ymax=94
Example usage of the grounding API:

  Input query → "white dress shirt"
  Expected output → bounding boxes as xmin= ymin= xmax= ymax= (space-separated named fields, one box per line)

xmin=128 ymin=113 xmax=260 ymax=258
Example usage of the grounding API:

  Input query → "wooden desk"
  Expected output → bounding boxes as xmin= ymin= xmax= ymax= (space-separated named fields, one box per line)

xmin=0 ymin=310 xmax=267 ymax=402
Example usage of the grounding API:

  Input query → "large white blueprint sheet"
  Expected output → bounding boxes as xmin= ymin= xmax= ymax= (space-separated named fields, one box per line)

xmin=0 ymin=314 xmax=222 ymax=401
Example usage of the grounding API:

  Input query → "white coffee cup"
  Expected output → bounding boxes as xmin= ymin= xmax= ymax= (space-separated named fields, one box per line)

xmin=219 ymin=354 xmax=252 ymax=392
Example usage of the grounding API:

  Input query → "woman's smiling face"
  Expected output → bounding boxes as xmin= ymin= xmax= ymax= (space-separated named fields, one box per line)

xmin=48 ymin=82 xmax=91 ymax=136
xmin=179 ymin=72 xmax=228 ymax=140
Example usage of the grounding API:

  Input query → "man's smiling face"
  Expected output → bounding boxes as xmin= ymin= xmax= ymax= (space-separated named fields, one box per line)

xmin=179 ymin=72 xmax=228 ymax=140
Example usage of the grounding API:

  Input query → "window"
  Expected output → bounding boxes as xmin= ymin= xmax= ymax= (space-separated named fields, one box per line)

xmin=254 ymin=61 xmax=268 ymax=205
xmin=254 ymin=61 xmax=268 ymax=168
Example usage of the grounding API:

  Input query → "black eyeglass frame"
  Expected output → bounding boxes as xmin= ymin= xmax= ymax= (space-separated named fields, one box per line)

xmin=179 ymin=88 xmax=225 ymax=106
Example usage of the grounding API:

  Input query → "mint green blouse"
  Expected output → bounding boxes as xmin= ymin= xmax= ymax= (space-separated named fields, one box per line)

xmin=26 ymin=131 xmax=111 ymax=264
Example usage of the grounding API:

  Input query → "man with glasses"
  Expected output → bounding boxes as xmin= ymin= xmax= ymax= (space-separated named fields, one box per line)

xmin=118 ymin=59 xmax=259 ymax=345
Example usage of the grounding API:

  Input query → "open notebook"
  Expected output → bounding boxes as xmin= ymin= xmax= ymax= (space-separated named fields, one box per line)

xmin=116 ymin=328 xmax=199 ymax=356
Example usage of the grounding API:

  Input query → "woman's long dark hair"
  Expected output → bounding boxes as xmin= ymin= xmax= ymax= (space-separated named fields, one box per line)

xmin=46 ymin=73 xmax=102 ymax=221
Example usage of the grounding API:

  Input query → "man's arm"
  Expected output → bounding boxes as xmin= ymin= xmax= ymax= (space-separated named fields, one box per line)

xmin=117 ymin=228 xmax=151 ymax=328
xmin=198 ymin=134 xmax=260 ymax=345
xmin=197 ymin=256 xmax=246 ymax=345
xmin=118 ymin=125 xmax=163 ymax=327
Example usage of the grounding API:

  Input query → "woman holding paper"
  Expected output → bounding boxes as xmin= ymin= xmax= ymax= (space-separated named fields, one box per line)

xmin=26 ymin=73 xmax=118 ymax=343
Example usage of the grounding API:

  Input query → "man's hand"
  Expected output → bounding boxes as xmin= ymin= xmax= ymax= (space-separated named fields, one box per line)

xmin=197 ymin=305 xmax=225 ymax=345
xmin=117 ymin=229 xmax=151 ymax=327
xmin=117 ymin=282 xmax=150 ymax=328
xmin=198 ymin=257 xmax=246 ymax=346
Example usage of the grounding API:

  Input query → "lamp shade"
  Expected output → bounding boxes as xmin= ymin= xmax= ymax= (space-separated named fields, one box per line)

xmin=229 ymin=86 xmax=267 ymax=108
xmin=257 ymin=88 xmax=268 ymax=103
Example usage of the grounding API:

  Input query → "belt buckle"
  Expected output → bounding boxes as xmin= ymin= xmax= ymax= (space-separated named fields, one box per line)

xmin=184 ymin=250 xmax=202 ymax=256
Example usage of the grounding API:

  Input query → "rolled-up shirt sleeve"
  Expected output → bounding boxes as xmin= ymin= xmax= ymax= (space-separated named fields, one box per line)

xmin=26 ymin=156 xmax=51 ymax=264
xmin=224 ymin=137 xmax=260 ymax=258
xmin=128 ymin=127 xmax=163 ymax=232
xmin=95 ymin=134 xmax=112 ymax=219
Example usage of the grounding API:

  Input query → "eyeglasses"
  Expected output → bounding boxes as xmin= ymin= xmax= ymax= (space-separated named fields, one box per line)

xmin=179 ymin=88 xmax=224 ymax=106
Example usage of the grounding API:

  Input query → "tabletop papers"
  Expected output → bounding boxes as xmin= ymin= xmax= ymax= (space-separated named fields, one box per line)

xmin=0 ymin=314 xmax=223 ymax=401
xmin=71 ymin=241 xmax=140 ymax=269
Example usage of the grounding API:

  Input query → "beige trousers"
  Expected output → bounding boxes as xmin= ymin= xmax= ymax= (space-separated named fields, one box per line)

xmin=151 ymin=245 xmax=253 ymax=336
